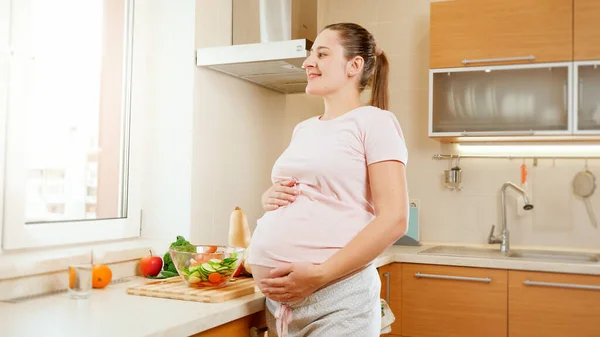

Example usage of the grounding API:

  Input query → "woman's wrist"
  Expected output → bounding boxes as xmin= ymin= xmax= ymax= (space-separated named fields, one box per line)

xmin=317 ymin=261 xmax=338 ymax=286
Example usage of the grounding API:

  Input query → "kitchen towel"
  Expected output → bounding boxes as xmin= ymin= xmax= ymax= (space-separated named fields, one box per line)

xmin=380 ymin=299 xmax=396 ymax=334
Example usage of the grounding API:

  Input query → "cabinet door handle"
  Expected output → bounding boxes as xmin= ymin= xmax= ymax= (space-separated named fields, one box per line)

xmin=383 ymin=272 xmax=391 ymax=304
xmin=462 ymin=55 xmax=535 ymax=65
xmin=460 ymin=130 xmax=536 ymax=136
xmin=579 ymin=78 xmax=584 ymax=110
xmin=563 ymin=81 xmax=568 ymax=114
xmin=415 ymin=272 xmax=491 ymax=283
xmin=524 ymin=280 xmax=600 ymax=291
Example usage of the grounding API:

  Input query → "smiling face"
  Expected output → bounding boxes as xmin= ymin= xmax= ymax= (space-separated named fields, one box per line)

xmin=302 ymin=29 xmax=363 ymax=96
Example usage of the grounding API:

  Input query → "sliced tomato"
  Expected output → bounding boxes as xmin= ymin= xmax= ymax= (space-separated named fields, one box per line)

xmin=208 ymin=272 xmax=222 ymax=284
xmin=205 ymin=246 xmax=218 ymax=253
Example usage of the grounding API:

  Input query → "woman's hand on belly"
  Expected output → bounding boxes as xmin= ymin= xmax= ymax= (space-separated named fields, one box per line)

xmin=261 ymin=178 xmax=299 ymax=211
xmin=259 ymin=262 xmax=327 ymax=303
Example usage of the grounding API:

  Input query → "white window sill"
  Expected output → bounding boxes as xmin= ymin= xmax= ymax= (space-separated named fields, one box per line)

xmin=0 ymin=238 xmax=170 ymax=281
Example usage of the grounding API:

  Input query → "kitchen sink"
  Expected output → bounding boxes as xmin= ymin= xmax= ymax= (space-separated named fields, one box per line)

xmin=507 ymin=249 xmax=600 ymax=263
xmin=418 ymin=245 xmax=600 ymax=264
xmin=418 ymin=245 xmax=506 ymax=259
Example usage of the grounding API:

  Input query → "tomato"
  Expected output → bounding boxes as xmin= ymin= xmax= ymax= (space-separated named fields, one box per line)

xmin=205 ymin=246 xmax=218 ymax=253
xmin=233 ymin=264 xmax=244 ymax=277
xmin=208 ymin=272 xmax=222 ymax=284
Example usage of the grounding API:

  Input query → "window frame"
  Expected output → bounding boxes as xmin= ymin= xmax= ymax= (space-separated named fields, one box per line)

xmin=1 ymin=0 xmax=142 ymax=250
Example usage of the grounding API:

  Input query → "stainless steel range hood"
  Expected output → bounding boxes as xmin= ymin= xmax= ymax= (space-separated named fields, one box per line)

xmin=196 ymin=0 xmax=317 ymax=94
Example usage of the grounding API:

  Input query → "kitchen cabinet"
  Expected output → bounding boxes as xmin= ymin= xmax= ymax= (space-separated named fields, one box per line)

xmin=430 ymin=0 xmax=573 ymax=69
xmin=574 ymin=62 xmax=600 ymax=133
xmin=574 ymin=0 xmax=600 ymax=61
xmin=508 ymin=270 xmax=600 ymax=337
xmin=401 ymin=263 xmax=507 ymax=337
xmin=429 ymin=63 xmax=571 ymax=138
xmin=378 ymin=263 xmax=402 ymax=336
xmin=190 ymin=311 xmax=267 ymax=337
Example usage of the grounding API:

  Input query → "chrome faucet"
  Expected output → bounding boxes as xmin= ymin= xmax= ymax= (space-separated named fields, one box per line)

xmin=488 ymin=182 xmax=534 ymax=253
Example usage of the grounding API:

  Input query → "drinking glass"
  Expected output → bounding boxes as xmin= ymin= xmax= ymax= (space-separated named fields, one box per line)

xmin=68 ymin=264 xmax=92 ymax=299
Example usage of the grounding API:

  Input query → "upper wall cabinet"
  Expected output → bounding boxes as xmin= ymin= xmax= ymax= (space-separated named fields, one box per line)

xmin=575 ymin=62 xmax=600 ymax=133
xmin=430 ymin=63 xmax=572 ymax=138
xmin=574 ymin=0 xmax=600 ymax=61
xmin=430 ymin=0 xmax=573 ymax=69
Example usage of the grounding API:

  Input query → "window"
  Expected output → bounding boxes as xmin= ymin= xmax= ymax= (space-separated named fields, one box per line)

xmin=1 ymin=0 xmax=141 ymax=250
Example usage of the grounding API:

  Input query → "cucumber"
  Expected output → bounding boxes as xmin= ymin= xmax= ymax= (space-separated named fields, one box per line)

xmin=202 ymin=263 xmax=216 ymax=272
xmin=188 ymin=275 xmax=201 ymax=283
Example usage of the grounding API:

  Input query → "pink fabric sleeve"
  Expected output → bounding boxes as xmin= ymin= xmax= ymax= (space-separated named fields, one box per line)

xmin=363 ymin=110 xmax=408 ymax=166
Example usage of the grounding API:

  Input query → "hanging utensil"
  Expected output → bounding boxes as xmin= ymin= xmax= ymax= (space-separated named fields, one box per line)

xmin=521 ymin=162 xmax=528 ymax=191
xmin=444 ymin=156 xmax=462 ymax=191
xmin=572 ymin=160 xmax=598 ymax=228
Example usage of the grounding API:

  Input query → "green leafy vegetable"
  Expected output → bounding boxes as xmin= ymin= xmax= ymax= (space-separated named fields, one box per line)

xmin=162 ymin=253 xmax=177 ymax=274
xmin=163 ymin=235 xmax=194 ymax=271
xmin=160 ymin=270 xmax=179 ymax=278
xmin=169 ymin=235 xmax=196 ymax=252
xmin=145 ymin=235 xmax=195 ymax=279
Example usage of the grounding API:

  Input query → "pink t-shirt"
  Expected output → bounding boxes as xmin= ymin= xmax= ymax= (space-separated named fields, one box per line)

xmin=247 ymin=106 xmax=408 ymax=268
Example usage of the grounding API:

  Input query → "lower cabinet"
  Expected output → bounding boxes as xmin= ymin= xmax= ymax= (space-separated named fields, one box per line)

xmin=378 ymin=263 xmax=403 ymax=336
xmin=509 ymin=270 xmax=600 ymax=337
xmin=190 ymin=310 xmax=266 ymax=337
xmin=191 ymin=264 xmax=600 ymax=337
xmin=401 ymin=263 xmax=508 ymax=337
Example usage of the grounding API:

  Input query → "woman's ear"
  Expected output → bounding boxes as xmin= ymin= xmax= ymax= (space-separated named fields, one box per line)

xmin=346 ymin=56 xmax=364 ymax=77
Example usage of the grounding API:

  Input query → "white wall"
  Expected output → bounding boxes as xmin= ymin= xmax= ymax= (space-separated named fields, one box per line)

xmin=190 ymin=70 xmax=287 ymax=245
xmin=0 ymin=0 xmax=10 ymax=254
xmin=189 ymin=0 xmax=288 ymax=245
xmin=135 ymin=0 xmax=196 ymax=242
xmin=131 ymin=0 xmax=291 ymax=247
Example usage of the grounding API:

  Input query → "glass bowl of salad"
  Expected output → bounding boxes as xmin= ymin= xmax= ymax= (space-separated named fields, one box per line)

xmin=169 ymin=245 xmax=246 ymax=288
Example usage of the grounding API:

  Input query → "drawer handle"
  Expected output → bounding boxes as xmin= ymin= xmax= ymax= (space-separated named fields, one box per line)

xmin=460 ymin=130 xmax=536 ymax=137
xmin=415 ymin=272 xmax=491 ymax=283
xmin=524 ymin=280 xmax=600 ymax=291
xmin=462 ymin=55 xmax=535 ymax=65
xmin=383 ymin=272 xmax=391 ymax=304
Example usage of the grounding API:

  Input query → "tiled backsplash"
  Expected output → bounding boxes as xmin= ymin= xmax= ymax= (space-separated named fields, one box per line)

xmin=419 ymin=158 xmax=600 ymax=250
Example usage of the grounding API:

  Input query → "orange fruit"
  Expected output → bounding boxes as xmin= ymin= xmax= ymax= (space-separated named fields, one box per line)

xmin=92 ymin=264 xmax=112 ymax=289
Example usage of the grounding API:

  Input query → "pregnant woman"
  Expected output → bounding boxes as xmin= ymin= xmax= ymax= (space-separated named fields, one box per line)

xmin=247 ymin=22 xmax=409 ymax=337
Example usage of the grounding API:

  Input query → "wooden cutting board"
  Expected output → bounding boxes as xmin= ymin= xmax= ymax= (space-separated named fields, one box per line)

xmin=126 ymin=277 xmax=258 ymax=303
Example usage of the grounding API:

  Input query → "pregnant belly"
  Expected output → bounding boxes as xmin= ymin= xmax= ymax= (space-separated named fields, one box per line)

xmin=249 ymin=264 xmax=275 ymax=292
xmin=247 ymin=196 xmax=373 ymax=273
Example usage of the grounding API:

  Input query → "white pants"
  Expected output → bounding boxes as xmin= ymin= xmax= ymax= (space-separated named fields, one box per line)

xmin=265 ymin=264 xmax=382 ymax=337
